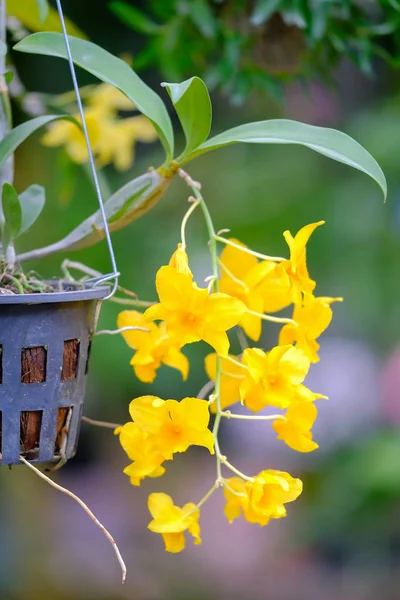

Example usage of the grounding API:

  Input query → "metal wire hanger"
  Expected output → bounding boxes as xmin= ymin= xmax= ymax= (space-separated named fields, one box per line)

xmin=55 ymin=0 xmax=120 ymax=301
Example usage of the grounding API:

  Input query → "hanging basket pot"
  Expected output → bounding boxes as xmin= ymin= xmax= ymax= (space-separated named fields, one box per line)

xmin=0 ymin=284 xmax=109 ymax=465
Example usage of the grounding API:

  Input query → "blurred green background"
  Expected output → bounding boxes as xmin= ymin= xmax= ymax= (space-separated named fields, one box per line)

xmin=2 ymin=1 xmax=400 ymax=599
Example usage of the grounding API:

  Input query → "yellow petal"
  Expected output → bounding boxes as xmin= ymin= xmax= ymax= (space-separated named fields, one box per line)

xmin=279 ymin=345 xmax=310 ymax=384
xmin=204 ymin=293 xmax=246 ymax=331
xmin=117 ymin=310 xmax=154 ymax=350
xmin=132 ymin=361 xmax=158 ymax=383
xmin=201 ymin=329 xmax=230 ymax=357
xmin=156 ymin=266 xmax=198 ymax=311
xmin=118 ymin=422 xmax=144 ymax=460
xmin=220 ymin=238 xmax=258 ymax=280
xmin=162 ymin=532 xmax=186 ymax=553
xmin=128 ymin=395 xmax=166 ymax=432
xmin=162 ymin=347 xmax=189 ymax=380
xmin=147 ymin=492 xmax=175 ymax=520
xmin=169 ymin=243 xmax=192 ymax=276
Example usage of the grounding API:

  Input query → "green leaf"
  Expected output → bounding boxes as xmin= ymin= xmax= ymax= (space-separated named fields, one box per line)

xmin=2 ymin=183 xmax=22 ymax=251
xmin=250 ymin=0 xmax=282 ymax=26
xmin=185 ymin=119 xmax=387 ymax=199
xmin=36 ymin=0 xmax=49 ymax=22
xmin=188 ymin=0 xmax=217 ymax=39
xmin=0 ymin=115 xmax=78 ymax=172
xmin=4 ymin=70 xmax=14 ymax=84
xmin=18 ymin=170 xmax=172 ymax=261
xmin=109 ymin=1 xmax=161 ymax=35
xmin=14 ymin=33 xmax=174 ymax=162
xmin=161 ymin=77 xmax=211 ymax=161
xmin=18 ymin=184 xmax=46 ymax=236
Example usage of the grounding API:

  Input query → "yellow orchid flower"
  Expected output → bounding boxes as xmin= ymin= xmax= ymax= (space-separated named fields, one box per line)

xmin=42 ymin=83 xmax=157 ymax=170
xmin=219 ymin=238 xmax=291 ymax=340
xmin=148 ymin=493 xmax=201 ymax=553
xmin=86 ymin=83 xmax=134 ymax=112
xmin=279 ymin=294 xmax=343 ymax=362
xmin=95 ymin=115 xmax=157 ymax=171
xmin=41 ymin=106 xmax=103 ymax=164
xmin=117 ymin=422 xmax=166 ymax=486
xmin=240 ymin=345 xmax=311 ymax=411
xmin=144 ymin=266 xmax=246 ymax=357
xmin=205 ymin=353 xmax=245 ymax=411
xmin=224 ymin=470 xmax=302 ymax=526
xmin=248 ymin=470 xmax=303 ymax=523
xmin=272 ymin=402 xmax=319 ymax=452
xmin=117 ymin=310 xmax=189 ymax=383
xmin=280 ymin=221 xmax=325 ymax=304
xmin=127 ymin=395 xmax=214 ymax=458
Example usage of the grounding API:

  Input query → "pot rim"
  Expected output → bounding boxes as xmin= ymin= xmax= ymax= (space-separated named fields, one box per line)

xmin=0 ymin=284 xmax=110 ymax=305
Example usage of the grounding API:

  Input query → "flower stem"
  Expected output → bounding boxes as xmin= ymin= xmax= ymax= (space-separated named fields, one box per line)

xmin=223 ymin=355 xmax=248 ymax=370
xmin=220 ymin=458 xmax=254 ymax=482
xmin=95 ymin=326 xmax=149 ymax=336
xmin=218 ymin=259 xmax=248 ymax=291
xmin=108 ymin=297 xmax=155 ymax=308
xmin=215 ymin=236 xmax=286 ymax=263
xmin=189 ymin=182 xmax=224 ymax=482
xmin=246 ymin=309 xmax=296 ymax=325
xmin=82 ymin=416 xmax=122 ymax=430
xmin=180 ymin=198 xmax=200 ymax=247
xmin=196 ymin=482 xmax=218 ymax=510
xmin=221 ymin=411 xmax=284 ymax=421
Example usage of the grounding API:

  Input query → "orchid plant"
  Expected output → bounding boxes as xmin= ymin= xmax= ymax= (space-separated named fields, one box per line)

xmin=0 ymin=18 xmax=387 ymax=577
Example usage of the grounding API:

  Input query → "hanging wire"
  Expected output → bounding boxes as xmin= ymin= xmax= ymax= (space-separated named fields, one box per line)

xmin=55 ymin=0 xmax=119 ymax=300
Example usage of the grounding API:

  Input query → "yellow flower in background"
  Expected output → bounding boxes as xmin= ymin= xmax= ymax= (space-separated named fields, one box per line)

xmin=224 ymin=470 xmax=302 ymax=526
xmin=41 ymin=107 xmax=103 ymax=164
xmin=117 ymin=310 xmax=189 ymax=383
xmin=117 ymin=422 xmax=166 ymax=486
xmin=95 ymin=115 xmax=157 ymax=171
xmin=281 ymin=221 xmax=325 ymax=304
xmin=240 ymin=345 xmax=310 ymax=411
xmin=128 ymin=395 xmax=214 ymax=458
xmin=205 ymin=353 xmax=245 ymax=411
xmin=87 ymin=83 xmax=134 ymax=112
xmin=144 ymin=266 xmax=246 ymax=357
xmin=219 ymin=239 xmax=291 ymax=341
xmin=42 ymin=83 xmax=157 ymax=170
xmin=272 ymin=402 xmax=319 ymax=452
xmin=148 ymin=493 xmax=201 ymax=553
xmin=279 ymin=294 xmax=343 ymax=362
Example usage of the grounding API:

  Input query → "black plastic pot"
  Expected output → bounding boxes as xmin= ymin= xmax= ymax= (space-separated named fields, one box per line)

xmin=0 ymin=285 xmax=109 ymax=465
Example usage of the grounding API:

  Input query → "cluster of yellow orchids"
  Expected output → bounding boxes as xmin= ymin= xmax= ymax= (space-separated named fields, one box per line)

xmin=115 ymin=181 xmax=341 ymax=553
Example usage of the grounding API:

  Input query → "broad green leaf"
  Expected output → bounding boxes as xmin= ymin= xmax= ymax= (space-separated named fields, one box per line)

xmin=18 ymin=170 xmax=172 ymax=261
xmin=0 ymin=115 xmax=78 ymax=172
xmin=6 ymin=0 xmax=86 ymax=37
xmin=2 ymin=183 xmax=22 ymax=250
xmin=14 ymin=33 xmax=174 ymax=162
xmin=18 ymin=184 xmax=46 ymax=236
xmin=185 ymin=119 xmax=387 ymax=199
xmin=109 ymin=1 xmax=161 ymax=35
xmin=162 ymin=77 xmax=211 ymax=161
